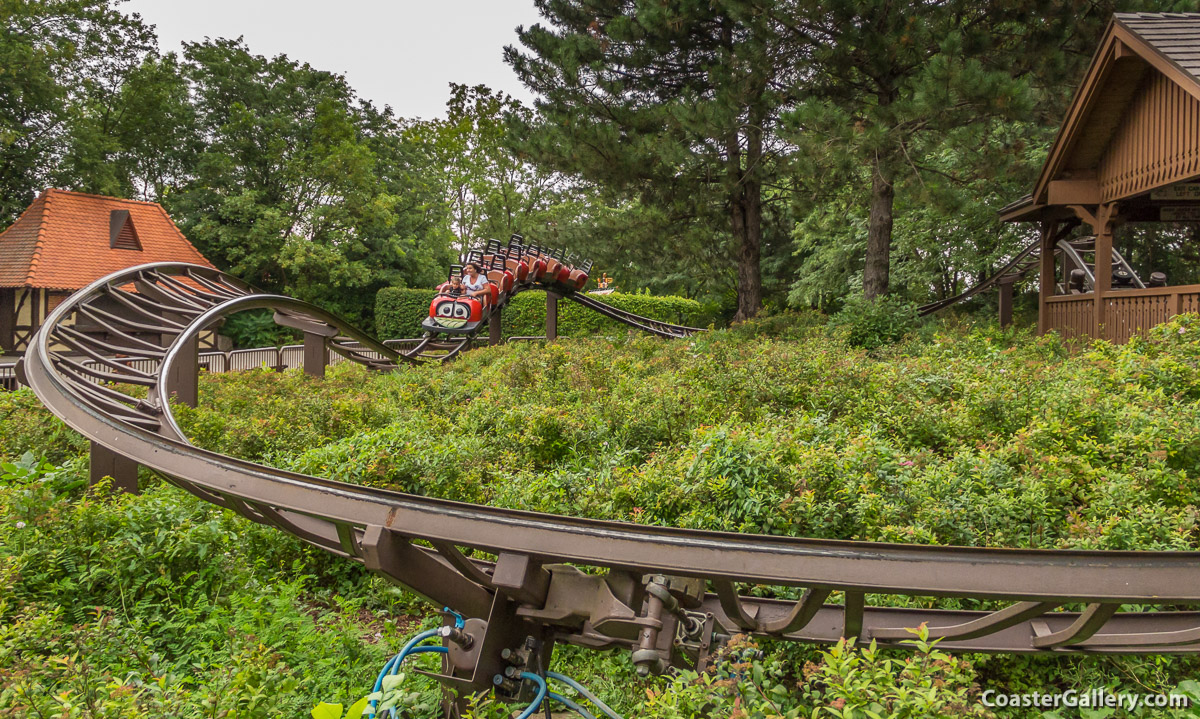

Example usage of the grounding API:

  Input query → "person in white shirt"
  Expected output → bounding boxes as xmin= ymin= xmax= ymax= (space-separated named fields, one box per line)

xmin=461 ymin=262 xmax=490 ymax=303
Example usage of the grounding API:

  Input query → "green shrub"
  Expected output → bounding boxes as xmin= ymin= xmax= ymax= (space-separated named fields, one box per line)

xmin=641 ymin=631 xmax=992 ymax=718
xmin=830 ymin=294 xmax=922 ymax=350
xmin=375 ymin=287 xmax=704 ymax=339
xmin=0 ymin=473 xmax=408 ymax=718
xmin=374 ymin=287 xmax=438 ymax=337
xmin=174 ymin=362 xmax=397 ymax=462
xmin=728 ymin=309 xmax=829 ymax=340
xmin=221 ymin=308 xmax=302 ymax=348
xmin=0 ymin=387 xmax=86 ymax=463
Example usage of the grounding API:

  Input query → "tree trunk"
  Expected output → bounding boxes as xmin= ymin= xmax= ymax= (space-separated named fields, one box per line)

xmin=730 ymin=117 xmax=764 ymax=322
xmin=863 ymin=157 xmax=894 ymax=300
xmin=731 ymin=183 xmax=763 ymax=322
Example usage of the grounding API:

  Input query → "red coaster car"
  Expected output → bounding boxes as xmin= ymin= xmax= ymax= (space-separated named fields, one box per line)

xmin=487 ymin=264 xmax=514 ymax=294
xmin=537 ymin=249 xmax=577 ymax=289
xmin=568 ymin=267 xmax=589 ymax=291
xmin=422 ymin=294 xmax=484 ymax=335
xmin=506 ymin=256 xmax=529 ymax=283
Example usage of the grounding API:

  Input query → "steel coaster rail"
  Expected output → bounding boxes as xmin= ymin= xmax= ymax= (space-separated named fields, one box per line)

xmin=1056 ymin=237 xmax=1145 ymax=292
xmin=408 ymin=279 xmax=705 ymax=349
xmin=563 ymin=293 xmax=704 ymax=338
xmin=918 ymin=235 xmax=1148 ymax=317
xmin=918 ymin=239 xmax=1043 ymax=316
xmin=21 ymin=263 xmax=1200 ymax=705
xmin=26 ymin=258 xmax=699 ymax=385
xmin=382 ymin=277 xmax=705 ymax=356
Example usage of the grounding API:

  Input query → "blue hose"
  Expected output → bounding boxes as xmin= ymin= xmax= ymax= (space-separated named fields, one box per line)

xmin=514 ymin=671 xmax=548 ymax=719
xmin=368 ymin=628 xmax=444 ymax=718
xmin=393 ymin=628 xmax=443 ymax=668
xmin=366 ymin=629 xmax=615 ymax=719
xmin=402 ymin=645 xmax=447 ymax=657
xmin=366 ymin=647 xmax=446 ymax=719
xmin=546 ymin=672 xmax=624 ymax=719
xmin=549 ymin=690 xmax=597 ymax=719
xmin=387 ymin=644 xmax=446 ymax=675
xmin=374 ymin=627 xmax=440 ymax=689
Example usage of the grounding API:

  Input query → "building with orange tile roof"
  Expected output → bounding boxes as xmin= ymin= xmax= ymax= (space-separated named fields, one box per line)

xmin=0 ymin=188 xmax=216 ymax=354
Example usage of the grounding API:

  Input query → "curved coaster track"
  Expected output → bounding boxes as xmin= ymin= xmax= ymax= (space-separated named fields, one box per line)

xmin=917 ymin=235 xmax=1144 ymax=316
xmin=20 ymin=262 xmax=1200 ymax=703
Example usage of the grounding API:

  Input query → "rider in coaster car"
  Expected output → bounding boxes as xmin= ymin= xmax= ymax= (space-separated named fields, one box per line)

xmin=445 ymin=275 xmax=465 ymax=296
xmin=461 ymin=262 xmax=491 ymax=304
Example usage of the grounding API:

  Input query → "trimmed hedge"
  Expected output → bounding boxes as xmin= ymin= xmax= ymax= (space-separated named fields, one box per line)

xmin=375 ymin=288 xmax=439 ymax=338
xmin=375 ymin=288 xmax=704 ymax=339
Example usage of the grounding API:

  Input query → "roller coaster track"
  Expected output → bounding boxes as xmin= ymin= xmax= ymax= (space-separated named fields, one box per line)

xmin=404 ymin=278 xmax=705 ymax=360
xmin=21 ymin=263 xmax=1200 ymax=698
xmin=918 ymin=237 xmax=1144 ymax=316
xmin=917 ymin=240 xmax=1043 ymax=316
xmin=396 ymin=287 xmax=702 ymax=362
xmin=564 ymin=293 xmax=706 ymax=339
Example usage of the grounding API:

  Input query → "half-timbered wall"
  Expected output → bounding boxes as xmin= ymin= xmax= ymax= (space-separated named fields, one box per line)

xmin=3 ymin=286 xmax=216 ymax=355
xmin=11 ymin=287 xmax=43 ymax=353
xmin=1098 ymin=70 xmax=1200 ymax=201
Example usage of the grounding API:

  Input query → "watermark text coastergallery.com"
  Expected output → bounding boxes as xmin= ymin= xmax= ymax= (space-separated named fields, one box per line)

xmin=982 ymin=688 xmax=1190 ymax=711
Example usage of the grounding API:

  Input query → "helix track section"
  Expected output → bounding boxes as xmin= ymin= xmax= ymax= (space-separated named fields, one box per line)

xmin=22 ymin=263 xmax=1200 ymax=698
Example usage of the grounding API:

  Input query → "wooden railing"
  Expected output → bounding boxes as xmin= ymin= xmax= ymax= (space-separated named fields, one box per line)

xmin=1044 ymin=294 xmax=1095 ymax=340
xmin=1045 ymin=284 xmax=1200 ymax=342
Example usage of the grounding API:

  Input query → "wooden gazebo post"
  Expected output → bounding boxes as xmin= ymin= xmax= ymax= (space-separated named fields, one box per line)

xmin=1093 ymin=214 xmax=1110 ymax=340
xmin=998 ymin=276 xmax=1015 ymax=328
xmin=1088 ymin=203 xmax=1118 ymax=340
xmin=1037 ymin=221 xmax=1056 ymax=335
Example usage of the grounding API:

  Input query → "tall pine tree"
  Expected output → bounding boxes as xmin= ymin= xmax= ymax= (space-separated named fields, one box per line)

xmin=783 ymin=0 xmax=1182 ymax=300
xmin=505 ymin=0 xmax=806 ymax=320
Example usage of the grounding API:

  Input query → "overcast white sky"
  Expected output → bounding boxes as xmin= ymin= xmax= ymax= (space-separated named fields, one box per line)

xmin=120 ymin=0 xmax=543 ymax=120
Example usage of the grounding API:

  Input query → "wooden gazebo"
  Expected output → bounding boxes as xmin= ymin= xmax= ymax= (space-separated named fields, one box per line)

xmin=1002 ymin=13 xmax=1200 ymax=342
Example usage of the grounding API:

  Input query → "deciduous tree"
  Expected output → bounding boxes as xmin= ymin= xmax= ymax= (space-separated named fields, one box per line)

xmin=0 ymin=0 xmax=153 ymax=221
xmin=404 ymin=84 xmax=564 ymax=246
xmin=166 ymin=39 xmax=453 ymax=322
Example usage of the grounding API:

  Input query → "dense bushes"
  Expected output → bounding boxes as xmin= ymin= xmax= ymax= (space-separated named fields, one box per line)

xmin=374 ymin=288 xmax=437 ymax=337
xmin=643 ymin=632 xmax=996 ymax=719
xmin=0 ymin=388 xmax=85 ymax=463
xmin=0 ymin=456 xmax=410 ymax=717
xmin=829 ymin=294 xmax=923 ymax=350
xmin=7 ymin=315 xmax=1200 ymax=716
xmin=178 ymin=315 xmax=1200 ymax=552
xmin=375 ymin=287 xmax=704 ymax=339
xmin=220 ymin=309 xmax=303 ymax=349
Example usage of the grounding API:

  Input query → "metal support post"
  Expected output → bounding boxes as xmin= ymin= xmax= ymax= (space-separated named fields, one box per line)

xmin=304 ymin=331 xmax=327 ymax=378
xmin=90 ymin=440 xmax=138 ymax=493
xmin=163 ymin=334 xmax=198 ymax=407
xmin=546 ymin=292 xmax=559 ymax=340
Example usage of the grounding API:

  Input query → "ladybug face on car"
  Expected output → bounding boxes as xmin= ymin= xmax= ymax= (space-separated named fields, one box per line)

xmin=431 ymin=297 xmax=475 ymax=329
